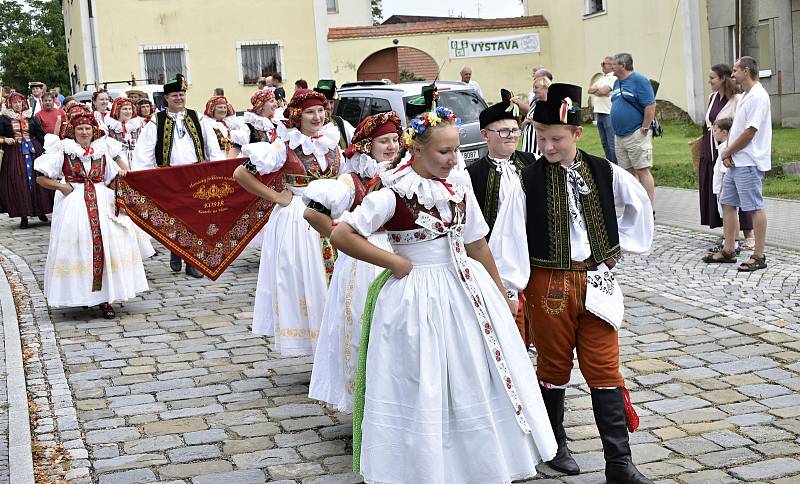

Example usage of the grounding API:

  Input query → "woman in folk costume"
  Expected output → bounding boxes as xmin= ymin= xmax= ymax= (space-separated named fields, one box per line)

xmin=92 ymin=89 xmax=112 ymax=133
xmin=200 ymin=95 xmax=241 ymax=158
xmin=233 ymin=89 xmax=341 ymax=356
xmin=34 ymin=112 xmax=149 ymax=319
xmin=305 ymin=112 xmax=402 ymax=412
xmin=330 ymin=107 xmax=557 ymax=484
xmin=0 ymin=92 xmax=53 ymax=228
xmin=105 ymin=97 xmax=156 ymax=259
xmin=106 ymin=97 xmax=144 ymax=168
xmin=231 ymin=89 xmax=281 ymax=153
xmin=137 ymin=99 xmax=155 ymax=124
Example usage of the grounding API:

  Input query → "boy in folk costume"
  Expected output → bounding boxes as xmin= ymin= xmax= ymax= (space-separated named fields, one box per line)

xmin=467 ymin=89 xmax=536 ymax=344
xmin=522 ymin=84 xmax=654 ymax=483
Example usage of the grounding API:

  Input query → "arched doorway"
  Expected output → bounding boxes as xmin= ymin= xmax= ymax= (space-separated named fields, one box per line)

xmin=357 ymin=47 xmax=438 ymax=83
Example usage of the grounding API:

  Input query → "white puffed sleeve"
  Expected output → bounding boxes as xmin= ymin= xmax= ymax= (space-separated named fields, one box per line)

xmin=241 ymin=139 xmax=287 ymax=175
xmin=42 ymin=133 xmax=63 ymax=153
xmin=104 ymin=137 xmax=124 ymax=161
xmin=611 ymin=163 xmax=654 ymax=254
xmin=230 ymin=126 xmax=251 ymax=147
xmin=462 ymin=189 xmax=490 ymax=244
xmin=302 ymin=174 xmax=356 ymax=219
xmin=34 ymin=152 xmax=65 ymax=179
xmin=131 ymin=120 xmax=157 ymax=170
xmin=103 ymin=154 xmax=121 ymax=185
xmin=339 ymin=187 xmax=396 ymax=238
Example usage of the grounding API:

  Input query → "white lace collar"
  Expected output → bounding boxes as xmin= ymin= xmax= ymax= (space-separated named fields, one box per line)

xmin=106 ymin=117 xmax=143 ymax=134
xmin=343 ymin=153 xmax=392 ymax=179
xmin=243 ymin=111 xmax=275 ymax=132
xmin=62 ymin=138 xmax=109 ymax=161
xmin=282 ymin=124 xmax=340 ymax=157
xmin=2 ymin=107 xmax=32 ymax=120
xmin=379 ymin=161 xmax=466 ymax=209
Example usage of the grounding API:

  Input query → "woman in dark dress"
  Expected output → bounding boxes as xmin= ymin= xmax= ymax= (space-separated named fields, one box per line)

xmin=699 ymin=64 xmax=754 ymax=251
xmin=0 ymin=92 xmax=54 ymax=228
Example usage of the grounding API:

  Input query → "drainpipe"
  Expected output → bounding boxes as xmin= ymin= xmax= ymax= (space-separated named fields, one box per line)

xmin=681 ymin=0 xmax=705 ymax=124
xmin=87 ymin=0 xmax=101 ymax=83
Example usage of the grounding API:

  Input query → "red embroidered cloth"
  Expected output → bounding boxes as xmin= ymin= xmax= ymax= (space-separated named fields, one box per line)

xmin=116 ymin=158 xmax=282 ymax=280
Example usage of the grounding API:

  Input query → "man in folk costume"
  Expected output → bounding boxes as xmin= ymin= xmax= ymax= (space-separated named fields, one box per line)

xmin=522 ymin=83 xmax=654 ymax=483
xmin=467 ymin=89 xmax=536 ymax=345
xmin=132 ymin=73 xmax=224 ymax=278
xmin=314 ymin=79 xmax=354 ymax=150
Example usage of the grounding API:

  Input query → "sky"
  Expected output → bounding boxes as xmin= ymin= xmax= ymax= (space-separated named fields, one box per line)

xmin=380 ymin=0 xmax=524 ymax=19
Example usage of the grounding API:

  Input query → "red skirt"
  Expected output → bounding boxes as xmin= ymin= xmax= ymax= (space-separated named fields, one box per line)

xmin=0 ymin=140 xmax=54 ymax=218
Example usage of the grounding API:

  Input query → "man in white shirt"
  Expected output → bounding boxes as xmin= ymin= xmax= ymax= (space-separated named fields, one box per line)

xmin=588 ymin=56 xmax=617 ymax=163
xmin=460 ymin=66 xmax=484 ymax=99
xmin=132 ymin=73 xmax=223 ymax=278
xmin=704 ymin=56 xmax=770 ymax=272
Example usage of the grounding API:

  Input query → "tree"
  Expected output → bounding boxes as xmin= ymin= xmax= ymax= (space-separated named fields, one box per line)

xmin=371 ymin=0 xmax=383 ymax=25
xmin=0 ymin=0 xmax=70 ymax=94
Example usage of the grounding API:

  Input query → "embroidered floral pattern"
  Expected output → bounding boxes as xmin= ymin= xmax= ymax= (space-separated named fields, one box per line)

xmin=319 ymin=236 xmax=337 ymax=285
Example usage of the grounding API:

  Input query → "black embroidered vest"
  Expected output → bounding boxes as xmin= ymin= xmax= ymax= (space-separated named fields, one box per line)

xmin=523 ymin=150 xmax=620 ymax=269
xmin=154 ymin=109 xmax=205 ymax=167
xmin=467 ymin=150 xmax=535 ymax=236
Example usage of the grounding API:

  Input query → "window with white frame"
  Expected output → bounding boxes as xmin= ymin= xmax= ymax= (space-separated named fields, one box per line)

xmin=238 ymin=42 xmax=282 ymax=85
xmin=327 ymin=0 xmax=338 ymax=13
xmin=584 ymin=0 xmax=606 ymax=16
xmin=143 ymin=47 xmax=186 ymax=85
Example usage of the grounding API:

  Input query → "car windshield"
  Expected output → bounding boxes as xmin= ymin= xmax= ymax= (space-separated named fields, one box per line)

xmin=402 ymin=90 xmax=485 ymax=124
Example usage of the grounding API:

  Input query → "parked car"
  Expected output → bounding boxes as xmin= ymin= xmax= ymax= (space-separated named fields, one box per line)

xmin=336 ymin=81 xmax=488 ymax=162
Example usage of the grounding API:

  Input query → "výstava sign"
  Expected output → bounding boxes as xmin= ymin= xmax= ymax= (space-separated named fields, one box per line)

xmin=449 ymin=33 xmax=540 ymax=59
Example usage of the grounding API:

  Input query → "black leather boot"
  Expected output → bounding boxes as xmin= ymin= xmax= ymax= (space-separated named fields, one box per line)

xmin=185 ymin=264 xmax=203 ymax=279
xmin=591 ymin=388 xmax=653 ymax=484
xmin=169 ymin=251 xmax=182 ymax=272
xmin=540 ymin=385 xmax=580 ymax=475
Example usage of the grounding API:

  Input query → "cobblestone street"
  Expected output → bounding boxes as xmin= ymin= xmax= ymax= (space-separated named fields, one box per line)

xmin=1 ymin=211 xmax=800 ymax=483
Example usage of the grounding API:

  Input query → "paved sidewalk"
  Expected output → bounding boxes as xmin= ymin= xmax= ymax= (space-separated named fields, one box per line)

xmin=654 ymin=186 xmax=800 ymax=251
xmin=0 ymin=198 xmax=799 ymax=483
xmin=0 ymin=292 xmax=9 ymax=484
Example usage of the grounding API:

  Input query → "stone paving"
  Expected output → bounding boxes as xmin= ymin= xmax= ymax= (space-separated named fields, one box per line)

xmin=0 ymin=278 xmax=9 ymax=484
xmin=1 ymin=213 xmax=800 ymax=483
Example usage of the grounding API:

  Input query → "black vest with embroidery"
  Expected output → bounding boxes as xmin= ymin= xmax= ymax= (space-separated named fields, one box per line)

xmin=523 ymin=150 xmax=620 ymax=269
xmin=154 ymin=109 xmax=205 ymax=167
xmin=467 ymin=151 xmax=536 ymax=237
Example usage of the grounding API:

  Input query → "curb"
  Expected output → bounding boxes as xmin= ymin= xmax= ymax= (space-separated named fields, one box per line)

xmin=0 ymin=259 xmax=34 ymax=484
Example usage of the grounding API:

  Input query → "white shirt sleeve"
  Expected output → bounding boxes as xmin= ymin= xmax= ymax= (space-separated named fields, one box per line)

xmin=241 ymin=139 xmax=288 ymax=175
xmin=302 ymin=175 xmax=357 ymax=219
xmin=487 ymin=174 xmax=529 ymax=294
xmin=462 ymin=189 xmax=490 ymax=244
xmin=339 ymin=187 xmax=396 ymax=237
xmin=131 ymin=120 xmax=157 ymax=171
xmin=342 ymin=119 xmax=356 ymax=145
xmin=202 ymin=119 xmax=224 ymax=161
xmin=611 ymin=163 xmax=654 ymax=254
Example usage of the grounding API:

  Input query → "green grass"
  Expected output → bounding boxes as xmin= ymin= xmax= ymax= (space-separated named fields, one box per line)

xmin=577 ymin=121 xmax=800 ymax=199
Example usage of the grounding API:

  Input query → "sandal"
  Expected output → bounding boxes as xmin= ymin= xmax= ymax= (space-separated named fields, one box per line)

xmin=98 ymin=303 xmax=116 ymax=319
xmin=702 ymin=249 xmax=737 ymax=263
xmin=740 ymin=238 xmax=756 ymax=251
xmin=738 ymin=254 xmax=766 ymax=272
xmin=709 ymin=240 xmax=741 ymax=255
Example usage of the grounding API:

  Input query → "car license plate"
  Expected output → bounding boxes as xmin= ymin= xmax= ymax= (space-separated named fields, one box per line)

xmin=462 ymin=149 xmax=479 ymax=161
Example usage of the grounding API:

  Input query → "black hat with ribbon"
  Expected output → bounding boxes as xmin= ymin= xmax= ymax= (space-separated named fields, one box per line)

xmin=405 ymin=83 xmax=438 ymax=118
xmin=479 ymin=89 xmax=519 ymax=129
xmin=163 ymin=73 xmax=188 ymax=95
xmin=532 ymin=83 xmax=582 ymax=126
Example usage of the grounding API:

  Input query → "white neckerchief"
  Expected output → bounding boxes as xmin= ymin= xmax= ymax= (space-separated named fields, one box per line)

xmin=380 ymin=162 xmax=466 ymax=217
xmin=561 ymin=158 xmax=590 ymax=229
xmin=243 ymin=111 xmax=275 ymax=133
xmin=489 ymin=156 xmax=521 ymax=203
xmin=343 ymin=153 xmax=392 ymax=179
xmin=166 ymin=110 xmax=186 ymax=138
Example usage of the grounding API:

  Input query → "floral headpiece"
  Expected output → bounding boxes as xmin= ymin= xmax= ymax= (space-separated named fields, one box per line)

xmin=110 ymin=97 xmax=135 ymax=120
xmin=4 ymin=92 xmax=29 ymax=111
xmin=344 ymin=111 xmax=404 ymax=159
xmin=63 ymin=112 xmax=103 ymax=141
xmin=282 ymin=89 xmax=328 ymax=130
xmin=402 ymin=106 xmax=461 ymax=147
xmin=204 ymin=95 xmax=235 ymax=117
xmin=248 ymin=90 xmax=274 ymax=115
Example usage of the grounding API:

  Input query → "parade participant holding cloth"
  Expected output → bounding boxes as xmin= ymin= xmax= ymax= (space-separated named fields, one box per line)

xmin=522 ymin=83 xmax=654 ymax=483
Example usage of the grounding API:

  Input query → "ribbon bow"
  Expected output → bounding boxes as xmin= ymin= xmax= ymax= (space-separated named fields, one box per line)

xmin=559 ymin=97 xmax=575 ymax=124
xmin=83 ymin=146 xmax=95 ymax=157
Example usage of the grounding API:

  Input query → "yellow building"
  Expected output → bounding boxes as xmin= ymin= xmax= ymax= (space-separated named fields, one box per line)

xmin=62 ymin=0 xmax=346 ymax=110
xmin=522 ymin=0 xmax=710 ymax=122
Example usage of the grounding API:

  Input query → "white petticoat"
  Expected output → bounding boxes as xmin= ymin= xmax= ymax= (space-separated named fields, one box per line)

xmin=252 ymin=194 xmax=330 ymax=356
xmin=44 ymin=184 xmax=149 ymax=307
xmin=359 ymin=237 xmax=557 ymax=484
xmin=308 ymin=232 xmax=391 ymax=412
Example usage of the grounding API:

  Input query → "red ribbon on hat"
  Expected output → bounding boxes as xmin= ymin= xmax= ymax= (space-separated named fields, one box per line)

xmin=559 ymin=97 xmax=573 ymax=124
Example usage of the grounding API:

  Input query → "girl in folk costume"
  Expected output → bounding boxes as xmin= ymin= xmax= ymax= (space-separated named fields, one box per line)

xmin=106 ymin=97 xmax=144 ymax=168
xmin=200 ymin=95 xmax=241 ymax=158
xmin=230 ymin=89 xmax=281 ymax=158
xmin=105 ymin=98 xmax=156 ymax=259
xmin=305 ymin=112 xmax=402 ymax=412
xmin=0 ymin=92 xmax=53 ymax=228
xmin=233 ymin=89 xmax=341 ymax=356
xmin=137 ymin=99 xmax=155 ymax=124
xmin=34 ymin=112 xmax=149 ymax=319
xmin=92 ymin=89 xmax=112 ymax=134
xmin=331 ymin=107 xmax=557 ymax=484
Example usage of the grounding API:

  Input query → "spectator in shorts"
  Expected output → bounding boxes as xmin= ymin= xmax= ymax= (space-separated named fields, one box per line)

xmin=703 ymin=56 xmax=771 ymax=272
xmin=588 ymin=56 xmax=617 ymax=163
xmin=610 ymin=53 xmax=656 ymax=208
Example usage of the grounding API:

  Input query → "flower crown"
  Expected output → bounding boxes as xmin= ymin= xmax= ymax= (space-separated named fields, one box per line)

xmin=403 ymin=106 xmax=461 ymax=146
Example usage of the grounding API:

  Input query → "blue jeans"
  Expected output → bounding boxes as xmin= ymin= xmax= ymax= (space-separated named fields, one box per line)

xmin=596 ymin=113 xmax=617 ymax=164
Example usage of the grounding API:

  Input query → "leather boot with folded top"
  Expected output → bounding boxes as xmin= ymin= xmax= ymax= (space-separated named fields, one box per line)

xmin=539 ymin=385 xmax=580 ymax=475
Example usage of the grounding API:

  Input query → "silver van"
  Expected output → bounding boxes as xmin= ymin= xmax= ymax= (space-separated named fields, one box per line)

xmin=335 ymin=81 xmax=488 ymax=162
